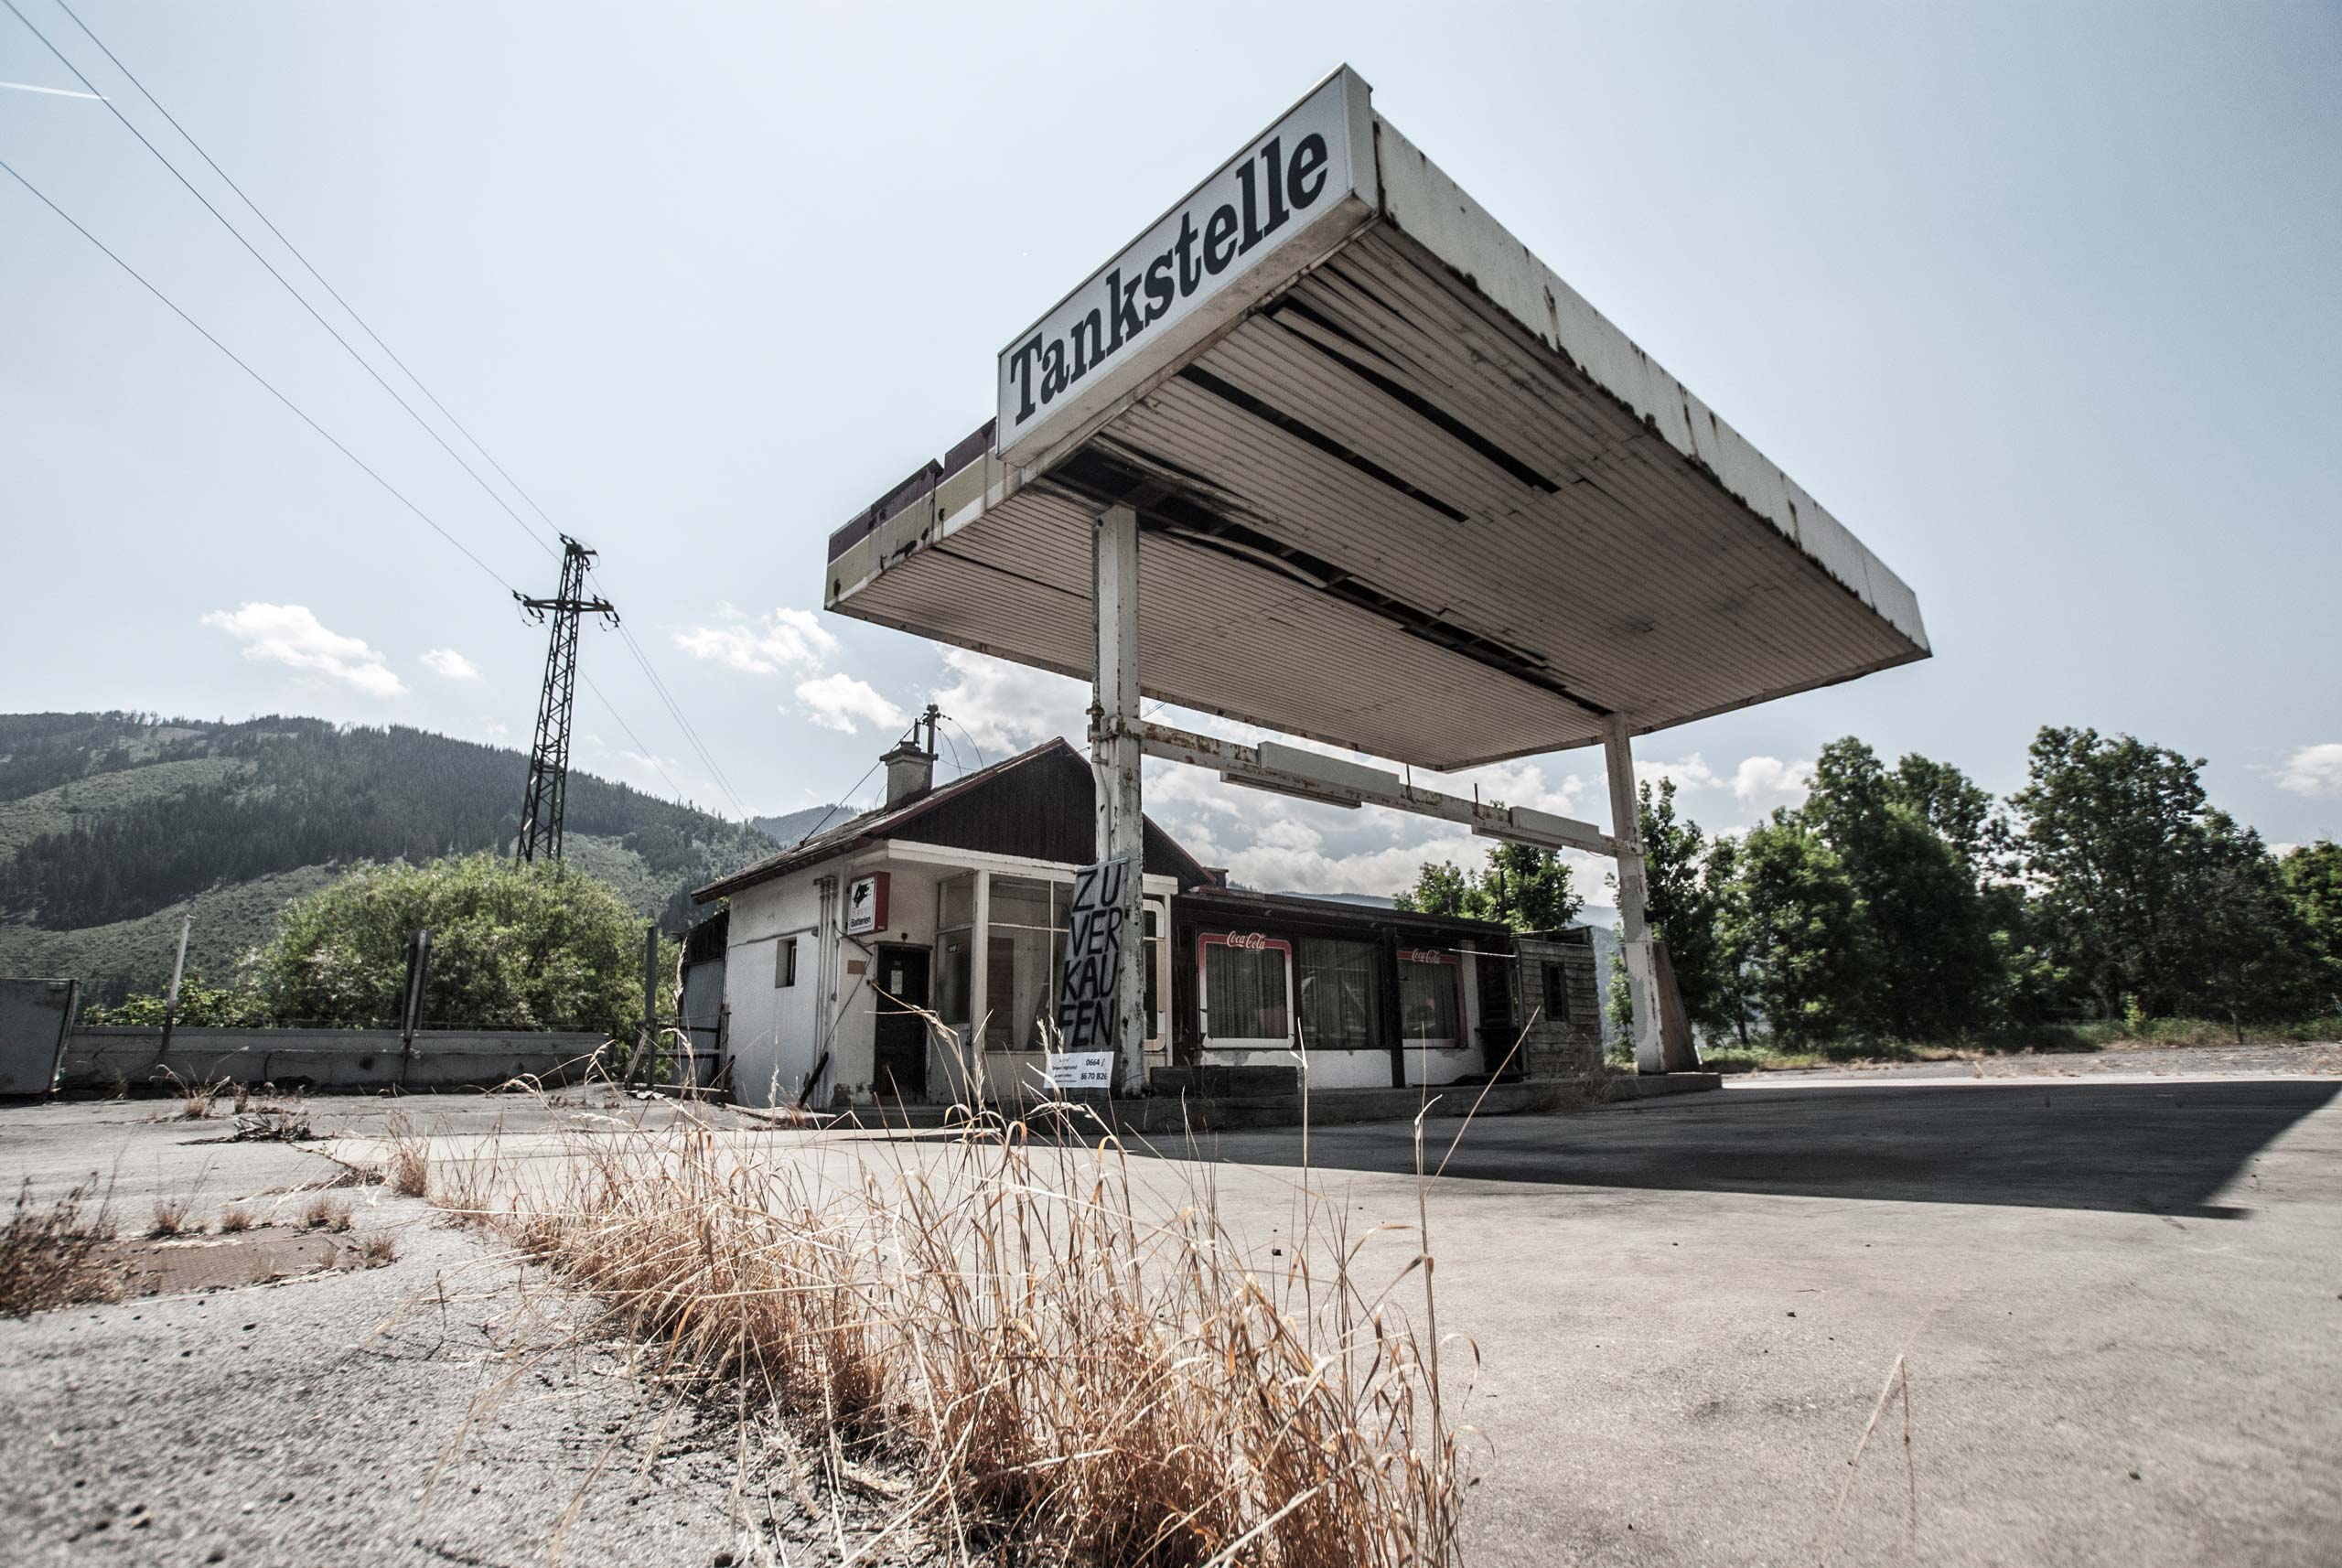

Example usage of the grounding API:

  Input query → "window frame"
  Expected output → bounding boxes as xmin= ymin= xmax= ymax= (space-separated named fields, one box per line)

xmin=1542 ymin=961 xmax=1570 ymax=1025
xmin=1198 ymin=931 xmax=1295 ymax=1051
xmin=1295 ymin=934 xmax=1385 ymax=1053
xmin=1398 ymin=947 xmax=1464 ymax=1050
xmin=775 ymin=935 xmax=799 ymax=989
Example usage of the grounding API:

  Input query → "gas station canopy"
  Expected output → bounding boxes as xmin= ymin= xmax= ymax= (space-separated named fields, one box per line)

xmin=823 ymin=67 xmax=1927 ymax=772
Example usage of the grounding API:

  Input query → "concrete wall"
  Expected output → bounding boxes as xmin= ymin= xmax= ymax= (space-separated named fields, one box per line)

xmin=1515 ymin=936 xmax=1603 ymax=1080
xmin=57 ymin=1026 xmax=609 ymax=1093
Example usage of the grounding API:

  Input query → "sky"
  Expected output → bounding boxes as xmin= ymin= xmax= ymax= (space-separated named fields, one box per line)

xmin=4 ymin=1 xmax=2337 ymax=899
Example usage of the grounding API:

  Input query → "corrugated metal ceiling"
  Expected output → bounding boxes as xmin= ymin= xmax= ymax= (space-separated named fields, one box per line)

xmin=834 ymin=220 xmax=1924 ymax=770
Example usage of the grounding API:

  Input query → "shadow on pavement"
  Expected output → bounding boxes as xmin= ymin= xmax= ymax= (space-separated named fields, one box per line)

xmin=1172 ymin=1079 xmax=2339 ymax=1217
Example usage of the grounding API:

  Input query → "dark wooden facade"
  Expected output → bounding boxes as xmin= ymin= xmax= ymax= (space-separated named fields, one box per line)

xmin=886 ymin=744 xmax=1210 ymax=886
xmin=698 ymin=739 xmax=1209 ymax=903
xmin=1168 ymin=886 xmax=1520 ymax=1084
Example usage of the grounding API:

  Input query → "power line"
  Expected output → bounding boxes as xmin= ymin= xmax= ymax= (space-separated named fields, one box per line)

xmin=581 ymin=673 xmax=692 ymax=806
xmin=943 ymin=714 xmax=988 ymax=773
xmin=4 ymin=0 xmax=556 ymax=565
xmin=791 ymin=757 xmax=884 ymax=848
xmin=4 ymin=152 xmax=728 ymax=826
xmin=17 ymin=0 xmax=754 ymax=822
xmin=0 ymin=155 xmax=521 ymax=595
xmin=51 ymin=0 xmax=565 ymax=554
xmin=586 ymin=571 xmax=752 ymax=821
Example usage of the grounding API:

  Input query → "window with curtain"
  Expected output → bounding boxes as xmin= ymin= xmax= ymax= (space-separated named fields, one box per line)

xmin=1297 ymin=938 xmax=1381 ymax=1051
xmin=1401 ymin=956 xmax=1460 ymax=1045
xmin=1204 ymin=940 xmax=1289 ymax=1043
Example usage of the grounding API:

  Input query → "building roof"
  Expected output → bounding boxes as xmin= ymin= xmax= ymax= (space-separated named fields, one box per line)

xmin=693 ymin=737 xmax=1213 ymax=902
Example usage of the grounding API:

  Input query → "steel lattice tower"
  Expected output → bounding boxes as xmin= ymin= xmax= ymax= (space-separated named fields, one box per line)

xmin=513 ymin=535 xmax=617 ymax=864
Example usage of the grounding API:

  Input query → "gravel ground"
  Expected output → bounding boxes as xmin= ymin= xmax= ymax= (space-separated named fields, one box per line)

xmin=0 ymin=1095 xmax=919 ymax=1568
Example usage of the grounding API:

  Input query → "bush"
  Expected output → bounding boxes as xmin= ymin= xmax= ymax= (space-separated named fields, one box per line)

xmin=251 ymin=854 xmax=664 ymax=1036
xmin=81 ymin=971 xmax=274 ymax=1027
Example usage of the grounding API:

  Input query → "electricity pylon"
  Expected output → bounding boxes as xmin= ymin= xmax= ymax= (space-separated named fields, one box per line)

xmin=513 ymin=535 xmax=617 ymax=864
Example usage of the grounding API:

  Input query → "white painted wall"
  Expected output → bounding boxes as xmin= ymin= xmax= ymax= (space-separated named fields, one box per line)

xmin=723 ymin=870 xmax=829 ymax=1108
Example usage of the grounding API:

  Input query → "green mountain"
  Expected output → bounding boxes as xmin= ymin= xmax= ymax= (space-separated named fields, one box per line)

xmin=750 ymin=804 xmax=853 ymax=846
xmin=0 ymin=712 xmax=775 ymax=1002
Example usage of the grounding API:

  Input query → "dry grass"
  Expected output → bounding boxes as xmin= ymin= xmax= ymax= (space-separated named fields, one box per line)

xmin=223 ymin=1107 xmax=316 ymax=1143
xmin=346 ymin=1233 xmax=397 ymax=1269
xmin=147 ymin=1192 xmax=194 ymax=1238
xmin=435 ymin=1029 xmax=1467 ymax=1568
xmin=155 ymin=1069 xmax=234 ymax=1121
xmin=383 ymin=1112 xmax=431 ymax=1198
xmin=1 ymin=1179 xmax=123 ymax=1316
xmin=217 ymin=1203 xmax=253 ymax=1233
xmin=300 ymin=1194 xmax=353 ymax=1232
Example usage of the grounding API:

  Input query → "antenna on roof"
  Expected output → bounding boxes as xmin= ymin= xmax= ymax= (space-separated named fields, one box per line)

xmin=906 ymin=702 xmax=940 ymax=757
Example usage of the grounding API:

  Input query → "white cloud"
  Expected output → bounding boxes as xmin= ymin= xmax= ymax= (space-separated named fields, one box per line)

xmin=2276 ymin=744 xmax=2342 ymax=798
xmin=796 ymin=674 xmax=906 ymax=735
xmin=929 ymin=648 xmax=1088 ymax=756
xmin=1731 ymin=756 xmax=1813 ymax=810
xmin=1634 ymin=753 xmax=1721 ymax=794
xmin=1430 ymin=757 xmax=1589 ymax=821
xmin=674 ymin=605 xmax=837 ymax=675
xmin=201 ymin=603 xmax=403 ymax=698
xmin=420 ymin=647 xmax=479 ymax=682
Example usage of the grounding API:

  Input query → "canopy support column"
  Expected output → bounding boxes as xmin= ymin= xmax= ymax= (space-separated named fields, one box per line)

xmin=1603 ymin=714 xmax=1665 ymax=1075
xmin=1090 ymin=502 xmax=1147 ymax=1095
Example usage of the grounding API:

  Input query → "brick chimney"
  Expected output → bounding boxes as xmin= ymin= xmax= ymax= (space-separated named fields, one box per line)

xmin=882 ymin=704 xmax=940 ymax=806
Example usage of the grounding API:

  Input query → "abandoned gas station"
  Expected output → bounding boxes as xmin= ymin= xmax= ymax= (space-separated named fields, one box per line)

xmin=771 ymin=64 xmax=1928 ymax=1107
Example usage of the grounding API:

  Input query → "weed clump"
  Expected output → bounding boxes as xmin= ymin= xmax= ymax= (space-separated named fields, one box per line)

xmin=456 ymin=1059 xmax=1466 ymax=1567
xmin=383 ymin=1113 xmax=430 ymax=1197
xmin=299 ymin=1194 xmax=353 ymax=1232
xmin=1 ymin=1179 xmax=122 ymax=1316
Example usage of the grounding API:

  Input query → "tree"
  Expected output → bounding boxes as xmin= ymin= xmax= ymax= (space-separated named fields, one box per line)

xmin=1396 ymin=839 xmax=1581 ymax=931
xmin=1804 ymin=738 xmax=2001 ymax=1039
xmin=1891 ymin=751 xmax=2005 ymax=874
xmin=2282 ymin=840 xmax=2342 ymax=1008
xmin=251 ymin=854 xmax=666 ymax=1036
xmin=2008 ymin=728 xmax=2216 ymax=1018
xmin=1714 ymin=815 xmax=1865 ymax=1046
xmin=1634 ymin=777 xmax=1730 ymax=1030
xmin=1480 ymin=841 xmax=1582 ymax=931
xmin=1394 ymin=859 xmax=1479 ymax=920
xmin=2009 ymin=727 xmax=2332 ymax=1026
xmin=1700 ymin=834 xmax=1756 ymax=1043
xmin=2191 ymin=815 xmax=2326 ymax=1038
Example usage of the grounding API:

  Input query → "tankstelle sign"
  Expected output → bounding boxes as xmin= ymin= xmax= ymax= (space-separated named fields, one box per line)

xmin=995 ymin=67 xmax=1374 ymax=464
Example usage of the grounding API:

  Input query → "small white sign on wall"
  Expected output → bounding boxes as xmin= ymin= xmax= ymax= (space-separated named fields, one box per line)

xmin=843 ymin=871 xmax=888 ymax=937
xmin=1040 ymin=1050 xmax=1115 ymax=1095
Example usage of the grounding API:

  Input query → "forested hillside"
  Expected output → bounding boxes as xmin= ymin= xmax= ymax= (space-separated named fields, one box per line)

xmin=0 ymin=712 xmax=774 ymax=998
